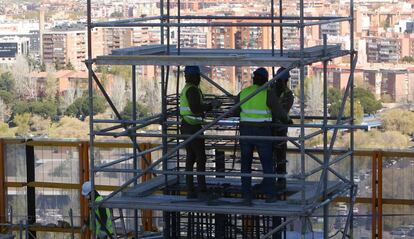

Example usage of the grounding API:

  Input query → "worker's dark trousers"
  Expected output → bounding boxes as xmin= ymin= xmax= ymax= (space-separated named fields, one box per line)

xmin=273 ymin=128 xmax=288 ymax=186
xmin=240 ymin=125 xmax=275 ymax=198
xmin=180 ymin=121 xmax=207 ymax=193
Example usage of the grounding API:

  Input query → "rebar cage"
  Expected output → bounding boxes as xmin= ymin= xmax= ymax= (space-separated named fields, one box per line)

xmin=86 ymin=0 xmax=357 ymax=238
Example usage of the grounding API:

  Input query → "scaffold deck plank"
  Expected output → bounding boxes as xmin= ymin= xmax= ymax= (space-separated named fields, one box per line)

xmin=103 ymin=180 xmax=347 ymax=217
xmin=95 ymin=45 xmax=349 ymax=66
xmin=123 ymin=175 xmax=179 ymax=197
xmin=103 ymin=194 xmax=308 ymax=217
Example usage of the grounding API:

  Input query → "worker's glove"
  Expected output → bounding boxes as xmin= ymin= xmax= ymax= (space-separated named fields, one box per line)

xmin=211 ymin=99 xmax=222 ymax=109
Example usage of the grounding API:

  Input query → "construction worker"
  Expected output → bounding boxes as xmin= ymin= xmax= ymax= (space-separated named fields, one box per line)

xmin=272 ymin=67 xmax=294 ymax=190
xmin=235 ymin=67 xmax=289 ymax=205
xmin=81 ymin=181 xmax=114 ymax=239
xmin=180 ymin=66 xmax=220 ymax=200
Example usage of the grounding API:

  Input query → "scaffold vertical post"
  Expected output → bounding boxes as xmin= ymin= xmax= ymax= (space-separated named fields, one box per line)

xmin=132 ymin=64 xmax=139 ymax=239
xmin=79 ymin=142 xmax=90 ymax=239
xmin=299 ymin=0 xmax=306 ymax=214
xmin=86 ymin=0 xmax=96 ymax=231
xmin=372 ymin=152 xmax=377 ymax=239
xmin=378 ymin=152 xmax=383 ymax=239
xmin=371 ymin=151 xmax=383 ymax=239
xmin=25 ymin=142 xmax=35 ymax=239
xmin=0 ymin=139 xmax=6 ymax=225
xmin=349 ymin=0 xmax=356 ymax=235
xmin=322 ymin=33 xmax=329 ymax=239
xmin=141 ymin=143 xmax=154 ymax=232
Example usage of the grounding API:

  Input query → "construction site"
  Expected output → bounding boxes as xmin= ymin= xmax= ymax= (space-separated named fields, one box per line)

xmin=1 ymin=0 xmax=414 ymax=238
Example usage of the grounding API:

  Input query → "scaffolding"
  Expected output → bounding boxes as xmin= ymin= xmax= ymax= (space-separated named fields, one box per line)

xmin=86 ymin=0 xmax=358 ymax=238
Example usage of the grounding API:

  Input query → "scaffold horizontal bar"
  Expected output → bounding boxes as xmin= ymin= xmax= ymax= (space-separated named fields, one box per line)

xmin=91 ymin=15 xmax=162 ymax=27
xmin=94 ymin=145 xmax=164 ymax=171
xmin=95 ymin=132 xmax=300 ymax=141
xmin=303 ymin=17 xmax=353 ymax=26
xmin=168 ymin=15 xmax=349 ymax=21
xmin=92 ymin=21 xmax=299 ymax=28
xmin=150 ymin=169 xmax=291 ymax=179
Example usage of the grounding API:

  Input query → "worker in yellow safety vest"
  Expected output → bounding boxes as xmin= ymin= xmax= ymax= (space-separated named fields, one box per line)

xmin=180 ymin=66 xmax=221 ymax=200
xmin=81 ymin=181 xmax=114 ymax=239
xmin=234 ymin=67 xmax=290 ymax=205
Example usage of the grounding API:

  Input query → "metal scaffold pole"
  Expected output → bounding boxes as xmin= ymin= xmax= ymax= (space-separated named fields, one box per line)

xmin=132 ymin=64 xmax=139 ymax=239
xmin=322 ymin=33 xmax=329 ymax=239
xmin=86 ymin=0 xmax=96 ymax=238
xmin=349 ymin=0 xmax=356 ymax=235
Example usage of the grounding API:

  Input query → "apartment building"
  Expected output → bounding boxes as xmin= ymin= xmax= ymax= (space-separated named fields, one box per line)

xmin=0 ymin=35 xmax=30 ymax=66
xmin=365 ymin=36 xmax=400 ymax=63
xmin=42 ymin=26 xmax=87 ymax=71
xmin=362 ymin=65 xmax=414 ymax=103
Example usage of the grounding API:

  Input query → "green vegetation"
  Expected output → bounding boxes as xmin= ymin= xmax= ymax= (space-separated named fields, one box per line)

xmin=328 ymin=87 xmax=382 ymax=117
xmin=65 ymin=94 xmax=107 ymax=120
xmin=110 ymin=11 xmax=123 ymax=18
xmin=380 ymin=109 xmax=414 ymax=135
xmin=401 ymin=56 xmax=414 ymax=63
xmin=329 ymin=99 xmax=364 ymax=123
xmin=354 ymin=87 xmax=382 ymax=114
xmin=12 ymin=100 xmax=58 ymax=119
xmin=120 ymin=101 xmax=151 ymax=119
xmin=0 ymin=72 xmax=16 ymax=105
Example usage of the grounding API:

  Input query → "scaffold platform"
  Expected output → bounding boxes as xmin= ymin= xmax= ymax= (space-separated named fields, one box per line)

xmin=95 ymin=45 xmax=348 ymax=66
xmin=103 ymin=176 xmax=350 ymax=217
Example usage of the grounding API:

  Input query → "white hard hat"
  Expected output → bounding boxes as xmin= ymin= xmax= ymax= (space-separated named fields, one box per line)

xmin=81 ymin=181 xmax=92 ymax=196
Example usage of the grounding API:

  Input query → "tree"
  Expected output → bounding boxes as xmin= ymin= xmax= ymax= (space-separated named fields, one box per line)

xmin=401 ymin=56 xmax=414 ymax=63
xmin=354 ymin=87 xmax=382 ymax=114
xmin=110 ymin=75 xmax=127 ymax=117
xmin=380 ymin=109 xmax=414 ymax=135
xmin=294 ymin=76 xmax=311 ymax=103
xmin=330 ymin=99 xmax=364 ymax=123
xmin=65 ymin=94 xmax=107 ymax=120
xmin=0 ymin=122 xmax=14 ymax=137
xmin=0 ymin=90 xmax=14 ymax=106
xmin=328 ymin=87 xmax=341 ymax=105
xmin=120 ymin=101 xmax=150 ymax=119
xmin=45 ymin=67 xmax=58 ymax=101
xmin=339 ymin=130 xmax=411 ymax=149
xmin=110 ymin=11 xmax=123 ymax=18
xmin=306 ymin=76 xmax=323 ymax=115
xmin=12 ymin=55 xmax=37 ymax=100
xmin=0 ymin=98 xmax=6 ymax=122
xmin=30 ymin=100 xmax=58 ymax=118
xmin=29 ymin=114 xmax=51 ymax=135
xmin=13 ymin=113 xmax=31 ymax=136
xmin=66 ymin=61 xmax=74 ymax=70
xmin=0 ymin=71 xmax=15 ymax=91
xmin=12 ymin=100 xmax=58 ymax=119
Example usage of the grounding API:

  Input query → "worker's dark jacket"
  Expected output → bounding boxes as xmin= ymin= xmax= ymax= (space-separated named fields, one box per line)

xmin=184 ymin=86 xmax=212 ymax=120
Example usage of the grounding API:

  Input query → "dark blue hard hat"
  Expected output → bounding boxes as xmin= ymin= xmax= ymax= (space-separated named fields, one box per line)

xmin=184 ymin=66 xmax=201 ymax=75
xmin=276 ymin=67 xmax=291 ymax=80
xmin=253 ymin=67 xmax=269 ymax=79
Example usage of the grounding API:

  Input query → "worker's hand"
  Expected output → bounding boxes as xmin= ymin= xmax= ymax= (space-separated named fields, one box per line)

xmin=211 ymin=99 xmax=222 ymax=109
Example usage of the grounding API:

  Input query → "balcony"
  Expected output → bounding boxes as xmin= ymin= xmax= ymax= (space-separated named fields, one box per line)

xmin=0 ymin=138 xmax=413 ymax=238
